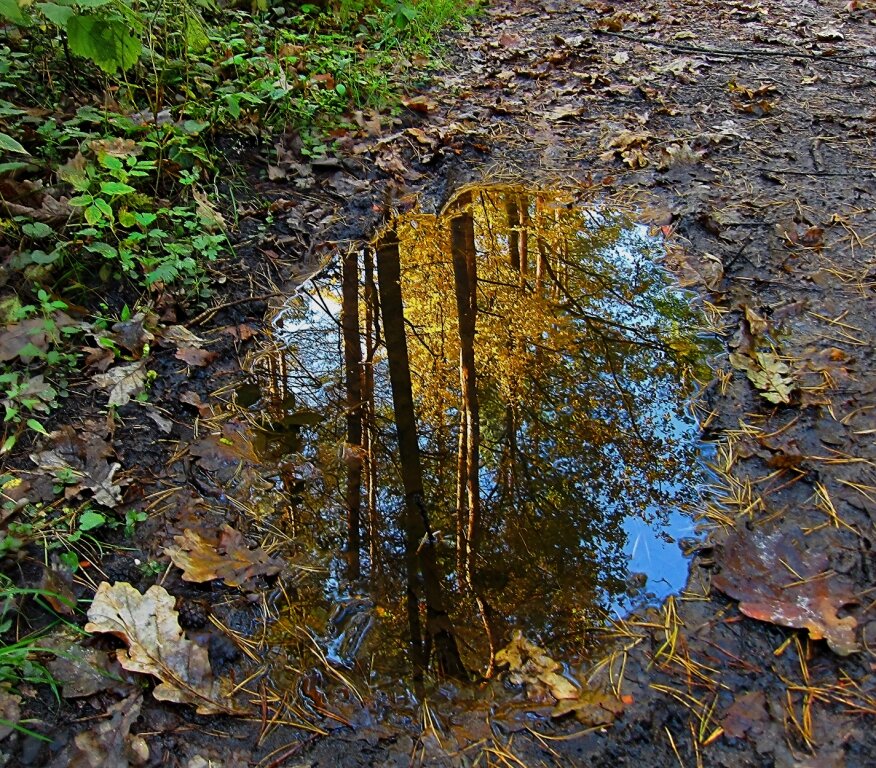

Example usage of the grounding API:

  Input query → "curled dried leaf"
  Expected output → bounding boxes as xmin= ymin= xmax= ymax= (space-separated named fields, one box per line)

xmin=85 ymin=582 xmax=240 ymax=714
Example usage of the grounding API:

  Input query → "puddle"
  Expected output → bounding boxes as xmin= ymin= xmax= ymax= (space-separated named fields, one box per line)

xmin=254 ymin=183 xmax=715 ymax=678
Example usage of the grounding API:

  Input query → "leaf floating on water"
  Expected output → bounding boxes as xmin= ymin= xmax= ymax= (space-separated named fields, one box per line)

xmin=729 ymin=350 xmax=795 ymax=404
xmin=85 ymin=582 xmax=240 ymax=714
xmin=495 ymin=631 xmax=579 ymax=700
xmin=165 ymin=525 xmax=283 ymax=590
xmin=551 ymin=688 xmax=628 ymax=726
xmin=712 ymin=529 xmax=860 ymax=655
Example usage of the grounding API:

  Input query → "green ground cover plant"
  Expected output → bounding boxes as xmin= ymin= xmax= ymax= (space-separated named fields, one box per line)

xmin=0 ymin=0 xmax=476 ymax=720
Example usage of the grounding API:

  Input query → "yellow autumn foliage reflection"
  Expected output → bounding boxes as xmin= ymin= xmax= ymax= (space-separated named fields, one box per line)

xmin=269 ymin=184 xmax=712 ymax=674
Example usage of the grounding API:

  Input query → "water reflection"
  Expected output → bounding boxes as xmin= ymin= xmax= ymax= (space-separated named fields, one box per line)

xmin=267 ymin=184 xmax=709 ymax=674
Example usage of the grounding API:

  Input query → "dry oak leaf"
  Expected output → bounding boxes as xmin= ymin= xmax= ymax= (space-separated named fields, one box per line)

xmin=165 ymin=525 xmax=283 ymax=590
xmin=496 ymin=631 xmax=579 ymax=701
xmin=90 ymin=361 xmax=147 ymax=407
xmin=712 ymin=529 xmax=860 ymax=655
xmin=85 ymin=582 xmax=239 ymax=714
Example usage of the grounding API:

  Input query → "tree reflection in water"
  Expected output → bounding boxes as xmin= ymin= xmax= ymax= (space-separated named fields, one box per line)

xmin=271 ymin=184 xmax=710 ymax=676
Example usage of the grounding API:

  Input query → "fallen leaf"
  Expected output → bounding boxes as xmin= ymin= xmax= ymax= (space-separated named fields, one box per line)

xmin=744 ymin=306 xmax=769 ymax=337
xmin=192 ymin=187 xmax=226 ymax=230
xmin=712 ymin=529 xmax=860 ymax=655
xmin=45 ymin=631 xmax=130 ymax=698
xmin=601 ymin=129 xmax=651 ymax=168
xmin=721 ymin=691 xmax=768 ymax=740
xmin=29 ymin=424 xmax=126 ymax=508
xmin=656 ymin=142 xmax=703 ymax=169
xmin=375 ymin=149 xmax=408 ymax=174
xmin=40 ymin=557 xmax=77 ymax=616
xmin=82 ymin=346 xmax=115 ymax=372
xmin=189 ymin=426 xmax=258 ymax=471
xmin=90 ymin=361 xmax=147 ymax=407
xmin=67 ymin=692 xmax=149 ymax=767
xmin=496 ymin=631 xmax=579 ymax=700
xmin=400 ymin=95 xmax=438 ymax=113
xmin=815 ymin=25 xmax=844 ymax=41
xmin=1 ymin=374 xmax=57 ymax=416
xmin=545 ymin=105 xmax=583 ymax=122
xmin=88 ymin=138 xmax=141 ymax=159
xmin=0 ymin=687 xmax=21 ymax=740
xmin=799 ymin=226 xmax=824 ymax=247
xmin=110 ymin=313 xmax=155 ymax=357
xmin=143 ymin=408 xmax=173 ymax=434
xmin=267 ymin=164 xmax=287 ymax=180
xmin=729 ymin=351 xmax=795 ymax=404
xmin=405 ymin=127 xmax=438 ymax=148
xmin=85 ymin=582 xmax=238 ymax=714
xmin=0 ymin=319 xmax=48 ymax=362
xmin=222 ymin=324 xmax=257 ymax=342
xmin=158 ymin=325 xmax=206 ymax=348
xmin=175 ymin=347 xmax=218 ymax=367
xmin=165 ymin=525 xmax=283 ymax=590
xmin=551 ymin=688 xmax=626 ymax=726
xmin=180 ymin=391 xmax=212 ymax=417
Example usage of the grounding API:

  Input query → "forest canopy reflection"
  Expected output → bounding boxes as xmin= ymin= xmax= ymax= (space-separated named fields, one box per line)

xmin=270 ymin=184 xmax=709 ymax=678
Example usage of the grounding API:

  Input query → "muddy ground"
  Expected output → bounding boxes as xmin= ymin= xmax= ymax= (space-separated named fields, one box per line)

xmin=4 ymin=0 xmax=876 ymax=765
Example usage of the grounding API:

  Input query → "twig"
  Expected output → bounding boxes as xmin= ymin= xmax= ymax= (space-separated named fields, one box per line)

xmin=184 ymin=293 xmax=284 ymax=327
xmin=593 ymin=29 xmax=876 ymax=73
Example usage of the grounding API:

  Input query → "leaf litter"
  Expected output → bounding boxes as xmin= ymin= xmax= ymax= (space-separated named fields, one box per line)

xmin=712 ymin=528 xmax=860 ymax=656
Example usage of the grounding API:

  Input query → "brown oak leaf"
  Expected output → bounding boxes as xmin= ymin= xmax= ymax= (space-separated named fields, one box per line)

xmin=175 ymin=347 xmax=218 ymax=367
xmin=165 ymin=525 xmax=283 ymax=590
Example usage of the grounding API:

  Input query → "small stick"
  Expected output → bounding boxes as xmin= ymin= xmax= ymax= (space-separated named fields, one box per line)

xmin=184 ymin=293 xmax=284 ymax=327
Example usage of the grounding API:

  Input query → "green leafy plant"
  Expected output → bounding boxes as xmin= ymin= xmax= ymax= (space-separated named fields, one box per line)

xmin=0 ymin=0 xmax=145 ymax=74
xmin=0 ymin=571 xmax=80 ymax=740
xmin=0 ymin=290 xmax=81 ymax=453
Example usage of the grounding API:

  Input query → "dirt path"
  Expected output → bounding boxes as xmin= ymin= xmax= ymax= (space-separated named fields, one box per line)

xmin=282 ymin=0 xmax=876 ymax=764
xmin=8 ymin=0 xmax=875 ymax=765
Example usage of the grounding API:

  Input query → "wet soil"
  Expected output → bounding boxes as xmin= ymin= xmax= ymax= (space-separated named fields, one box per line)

xmin=4 ymin=0 xmax=876 ymax=765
